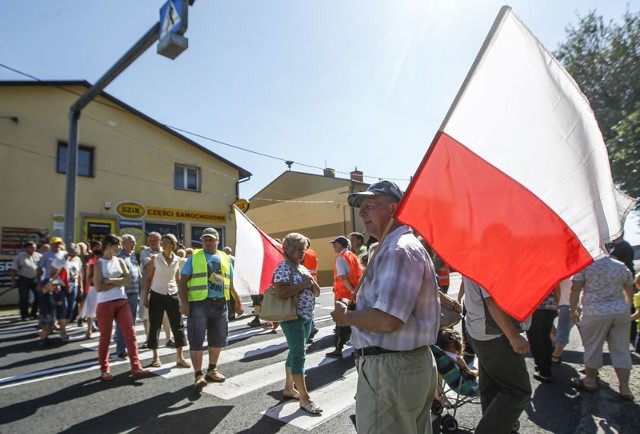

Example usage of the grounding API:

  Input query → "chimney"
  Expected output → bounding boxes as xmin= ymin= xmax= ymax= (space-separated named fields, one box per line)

xmin=323 ymin=168 xmax=336 ymax=178
xmin=350 ymin=168 xmax=363 ymax=182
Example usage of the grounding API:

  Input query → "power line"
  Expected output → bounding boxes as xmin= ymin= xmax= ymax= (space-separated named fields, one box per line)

xmin=0 ymin=62 xmax=412 ymax=183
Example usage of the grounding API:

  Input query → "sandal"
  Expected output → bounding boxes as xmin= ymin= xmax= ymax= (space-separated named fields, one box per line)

xmin=300 ymin=401 xmax=323 ymax=415
xmin=131 ymin=368 xmax=152 ymax=378
xmin=571 ymin=377 xmax=597 ymax=392
xmin=100 ymin=371 xmax=113 ymax=382
xmin=283 ymin=391 xmax=300 ymax=400
xmin=620 ymin=393 xmax=635 ymax=401
xmin=149 ymin=359 xmax=162 ymax=368
xmin=176 ymin=360 xmax=191 ymax=369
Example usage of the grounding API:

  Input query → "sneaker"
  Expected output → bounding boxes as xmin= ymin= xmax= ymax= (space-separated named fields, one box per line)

xmin=533 ymin=373 xmax=553 ymax=383
xmin=205 ymin=368 xmax=226 ymax=383
xmin=194 ymin=374 xmax=207 ymax=393
xmin=117 ymin=352 xmax=128 ymax=360
xmin=325 ymin=349 xmax=343 ymax=359
xmin=307 ymin=328 xmax=319 ymax=344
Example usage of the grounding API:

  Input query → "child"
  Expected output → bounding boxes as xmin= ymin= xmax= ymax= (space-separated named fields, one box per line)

xmin=436 ymin=328 xmax=478 ymax=380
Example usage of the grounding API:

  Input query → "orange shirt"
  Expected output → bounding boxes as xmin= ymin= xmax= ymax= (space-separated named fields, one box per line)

xmin=303 ymin=248 xmax=318 ymax=280
xmin=334 ymin=250 xmax=363 ymax=300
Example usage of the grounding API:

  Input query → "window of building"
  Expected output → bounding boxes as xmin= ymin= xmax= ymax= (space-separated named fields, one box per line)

xmin=56 ymin=142 xmax=94 ymax=177
xmin=174 ymin=164 xmax=200 ymax=191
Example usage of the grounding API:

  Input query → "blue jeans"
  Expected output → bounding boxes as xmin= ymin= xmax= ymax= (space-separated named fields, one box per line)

xmin=115 ymin=292 xmax=139 ymax=355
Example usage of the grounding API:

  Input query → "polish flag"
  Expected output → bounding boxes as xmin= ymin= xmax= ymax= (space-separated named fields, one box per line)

xmin=396 ymin=6 xmax=635 ymax=321
xmin=232 ymin=206 xmax=284 ymax=296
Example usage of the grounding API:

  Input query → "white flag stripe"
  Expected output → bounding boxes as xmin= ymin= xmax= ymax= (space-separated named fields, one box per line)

xmin=444 ymin=8 xmax=633 ymax=255
xmin=233 ymin=207 xmax=267 ymax=296
xmin=262 ymin=372 xmax=358 ymax=431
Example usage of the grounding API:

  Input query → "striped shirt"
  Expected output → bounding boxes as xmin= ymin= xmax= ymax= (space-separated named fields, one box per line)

xmin=351 ymin=225 xmax=440 ymax=351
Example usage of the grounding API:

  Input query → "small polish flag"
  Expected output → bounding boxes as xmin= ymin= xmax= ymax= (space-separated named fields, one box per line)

xmin=233 ymin=206 xmax=283 ymax=297
xmin=396 ymin=6 xmax=635 ymax=321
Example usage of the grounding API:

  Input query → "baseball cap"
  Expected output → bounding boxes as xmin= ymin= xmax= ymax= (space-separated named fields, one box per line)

xmin=51 ymin=236 xmax=65 ymax=245
xmin=347 ymin=180 xmax=404 ymax=208
xmin=200 ymin=228 xmax=219 ymax=240
xmin=329 ymin=236 xmax=349 ymax=248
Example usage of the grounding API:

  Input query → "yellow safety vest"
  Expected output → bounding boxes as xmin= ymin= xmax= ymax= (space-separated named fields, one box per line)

xmin=187 ymin=249 xmax=231 ymax=302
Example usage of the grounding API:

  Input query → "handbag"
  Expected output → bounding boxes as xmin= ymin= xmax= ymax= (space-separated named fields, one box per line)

xmin=439 ymin=292 xmax=463 ymax=329
xmin=259 ymin=263 xmax=299 ymax=322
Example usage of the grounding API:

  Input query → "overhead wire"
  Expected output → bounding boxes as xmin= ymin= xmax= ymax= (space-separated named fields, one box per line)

xmin=0 ymin=63 xmax=411 ymax=195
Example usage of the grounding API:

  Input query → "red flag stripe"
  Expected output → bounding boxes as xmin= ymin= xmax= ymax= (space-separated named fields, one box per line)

xmin=397 ymin=132 xmax=593 ymax=320
xmin=258 ymin=232 xmax=283 ymax=294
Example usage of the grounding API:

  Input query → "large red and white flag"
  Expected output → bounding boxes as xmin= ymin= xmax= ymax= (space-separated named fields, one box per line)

xmin=233 ymin=206 xmax=284 ymax=297
xmin=396 ymin=6 xmax=635 ymax=321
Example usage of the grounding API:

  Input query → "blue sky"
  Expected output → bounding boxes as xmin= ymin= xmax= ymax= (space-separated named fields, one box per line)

xmin=2 ymin=0 xmax=639 ymax=241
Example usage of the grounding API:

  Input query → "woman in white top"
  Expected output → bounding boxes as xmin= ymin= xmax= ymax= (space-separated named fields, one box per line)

xmin=94 ymin=234 xmax=150 ymax=381
xmin=142 ymin=233 xmax=190 ymax=369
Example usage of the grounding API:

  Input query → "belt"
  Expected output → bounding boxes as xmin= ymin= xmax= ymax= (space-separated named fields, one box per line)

xmin=354 ymin=346 xmax=401 ymax=357
xmin=354 ymin=345 xmax=427 ymax=358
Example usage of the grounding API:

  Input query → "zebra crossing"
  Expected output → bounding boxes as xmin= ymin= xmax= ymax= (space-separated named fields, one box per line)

xmin=0 ymin=313 xmax=365 ymax=431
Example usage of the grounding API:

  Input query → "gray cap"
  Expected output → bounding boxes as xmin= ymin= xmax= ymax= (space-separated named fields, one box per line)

xmin=161 ymin=233 xmax=178 ymax=246
xmin=347 ymin=180 xmax=404 ymax=208
xmin=200 ymin=228 xmax=219 ymax=240
xmin=68 ymin=243 xmax=81 ymax=255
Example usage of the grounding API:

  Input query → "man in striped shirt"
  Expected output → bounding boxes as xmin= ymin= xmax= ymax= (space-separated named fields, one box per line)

xmin=331 ymin=180 xmax=440 ymax=434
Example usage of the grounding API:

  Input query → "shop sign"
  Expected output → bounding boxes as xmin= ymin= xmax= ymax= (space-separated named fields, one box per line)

xmin=1 ymin=227 xmax=49 ymax=256
xmin=116 ymin=201 xmax=146 ymax=219
xmin=233 ymin=199 xmax=250 ymax=213
xmin=146 ymin=206 xmax=226 ymax=223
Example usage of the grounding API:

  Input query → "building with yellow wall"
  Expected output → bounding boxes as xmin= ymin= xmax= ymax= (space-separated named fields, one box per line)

xmin=0 ymin=81 xmax=250 ymax=303
xmin=247 ymin=169 xmax=369 ymax=286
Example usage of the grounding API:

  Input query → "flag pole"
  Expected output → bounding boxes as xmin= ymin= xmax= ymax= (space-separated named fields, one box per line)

xmin=438 ymin=5 xmax=512 ymax=132
xmin=349 ymin=217 xmax=397 ymax=302
xmin=398 ymin=6 xmax=512 ymax=213
xmin=232 ymin=205 xmax=284 ymax=254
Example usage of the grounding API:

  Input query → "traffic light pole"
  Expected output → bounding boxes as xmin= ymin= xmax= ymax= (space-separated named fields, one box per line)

xmin=64 ymin=24 xmax=159 ymax=245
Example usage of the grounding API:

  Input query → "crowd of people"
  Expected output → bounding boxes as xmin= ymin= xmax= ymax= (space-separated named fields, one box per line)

xmin=8 ymin=179 xmax=639 ymax=433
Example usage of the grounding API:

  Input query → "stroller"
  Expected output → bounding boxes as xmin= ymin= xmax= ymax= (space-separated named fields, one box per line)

xmin=430 ymin=344 xmax=480 ymax=432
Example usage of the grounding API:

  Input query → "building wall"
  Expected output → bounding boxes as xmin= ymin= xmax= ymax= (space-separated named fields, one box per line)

xmin=0 ymin=84 xmax=244 ymax=303
xmin=248 ymin=171 xmax=368 ymax=286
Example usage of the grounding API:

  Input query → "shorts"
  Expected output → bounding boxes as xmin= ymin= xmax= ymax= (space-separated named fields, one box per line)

xmin=250 ymin=295 xmax=264 ymax=306
xmin=187 ymin=298 xmax=228 ymax=351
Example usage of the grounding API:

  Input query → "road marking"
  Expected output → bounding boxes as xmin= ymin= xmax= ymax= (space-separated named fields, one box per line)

xmin=201 ymin=332 xmax=347 ymax=399
xmin=154 ymin=326 xmax=336 ymax=380
xmin=0 ymin=323 xmax=338 ymax=388
xmin=262 ymin=371 xmax=358 ymax=431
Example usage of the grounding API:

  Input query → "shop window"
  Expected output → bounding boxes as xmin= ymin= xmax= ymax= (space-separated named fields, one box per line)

xmin=57 ymin=142 xmax=94 ymax=177
xmin=174 ymin=164 xmax=200 ymax=191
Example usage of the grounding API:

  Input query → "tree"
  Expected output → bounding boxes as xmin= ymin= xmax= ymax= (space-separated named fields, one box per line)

xmin=555 ymin=9 xmax=640 ymax=200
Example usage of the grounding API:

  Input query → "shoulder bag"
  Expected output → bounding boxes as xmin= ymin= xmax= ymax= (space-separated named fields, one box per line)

xmin=260 ymin=263 xmax=299 ymax=322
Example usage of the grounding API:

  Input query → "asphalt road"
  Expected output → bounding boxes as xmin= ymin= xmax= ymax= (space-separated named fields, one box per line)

xmin=1 ymin=275 xmax=639 ymax=433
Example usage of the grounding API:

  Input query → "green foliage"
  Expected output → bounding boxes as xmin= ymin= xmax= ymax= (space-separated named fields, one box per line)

xmin=555 ymin=9 xmax=640 ymax=199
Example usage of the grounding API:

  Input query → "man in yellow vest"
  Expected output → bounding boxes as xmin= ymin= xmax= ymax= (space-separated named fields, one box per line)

xmin=326 ymin=236 xmax=362 ymax=358
xmin=178 ymin=228 xmax=244 ymax=393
